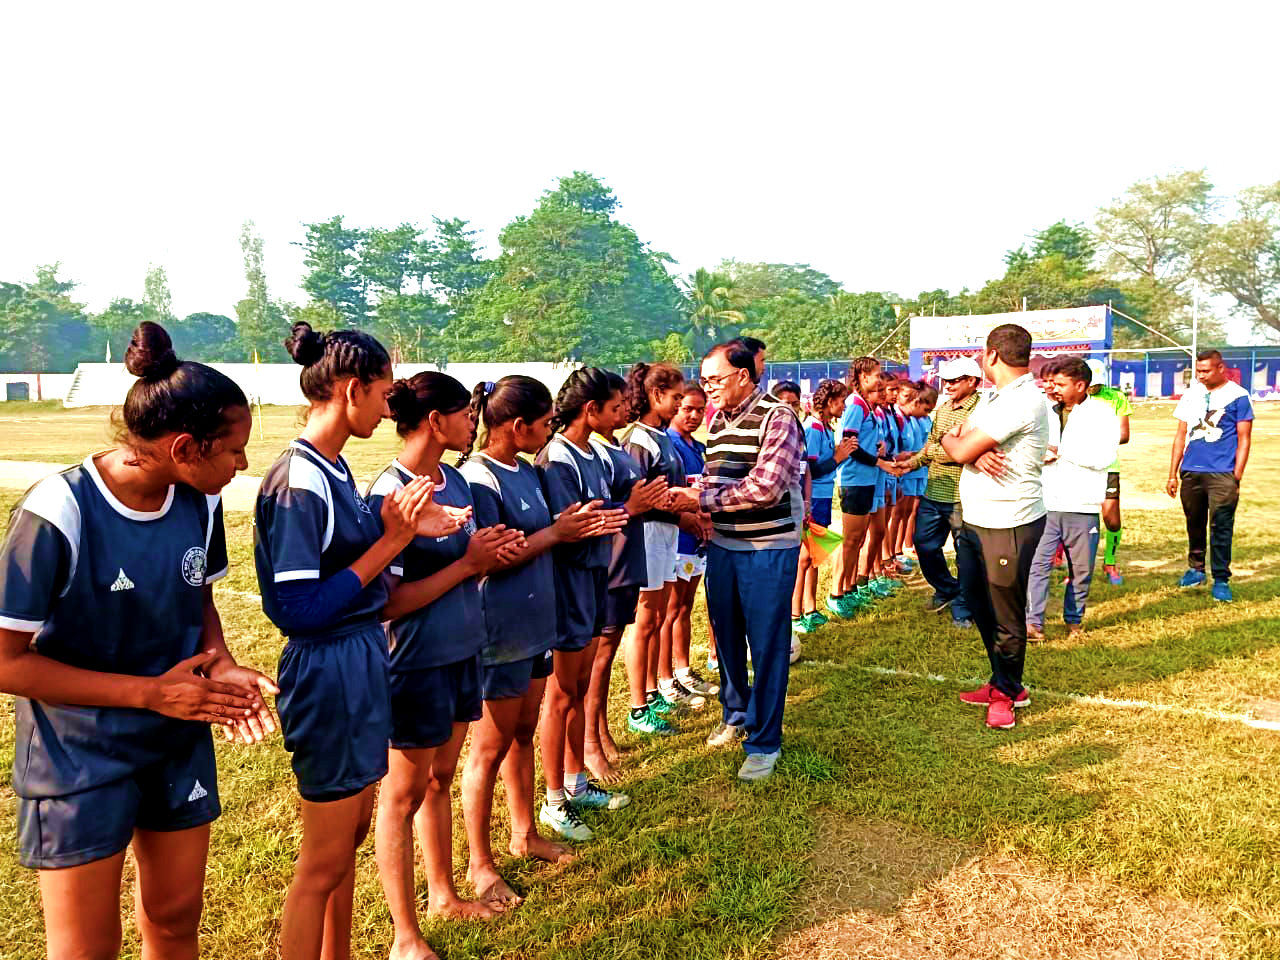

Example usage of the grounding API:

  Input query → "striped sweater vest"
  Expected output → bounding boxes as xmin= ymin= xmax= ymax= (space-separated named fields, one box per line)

xmin=704 ymin=390 xmax=799 ymax=544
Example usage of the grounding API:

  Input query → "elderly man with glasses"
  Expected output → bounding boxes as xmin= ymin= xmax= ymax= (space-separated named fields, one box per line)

xmin=667 ymin=340 xmax=806 ymax=782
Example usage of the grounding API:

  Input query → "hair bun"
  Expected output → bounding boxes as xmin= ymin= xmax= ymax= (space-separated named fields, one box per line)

xmin=285 ymin=321 xmax=325 ymax=367
xmin=124 ymin=321 xmax=181 ymax=381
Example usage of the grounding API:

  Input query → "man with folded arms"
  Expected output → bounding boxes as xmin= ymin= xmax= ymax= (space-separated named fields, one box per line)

xmin=1025 ymin=357 xmax=1120 ymax=641
xmin=940 ymin=324 xmax=1050 ymax=731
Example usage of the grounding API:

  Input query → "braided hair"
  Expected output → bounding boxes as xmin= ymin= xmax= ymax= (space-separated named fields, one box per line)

xmin=810 ymin=378 xmax=848 ymax=422
xmin=846 ymin=356 xmax=882 ymax=401
xmin=284 ymin=321 xmax=391 ymax=404
xmin=624 ymin=361 xmax=684 ymax=422
xmin=460 ymin=375 xmax=553 ymax=464
xmin=385 ymin=371 xmax=471 ymax=438
xmin=548 ymin=367 xmax=616 ymax=435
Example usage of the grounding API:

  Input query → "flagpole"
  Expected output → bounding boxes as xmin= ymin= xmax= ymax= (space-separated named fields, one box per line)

xmin=253 ymin=349 xmax=265 ymax=440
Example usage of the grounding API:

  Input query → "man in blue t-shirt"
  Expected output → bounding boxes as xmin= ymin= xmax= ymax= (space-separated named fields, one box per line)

xmin=1168 ymin=350 xmax=1254 ymax=602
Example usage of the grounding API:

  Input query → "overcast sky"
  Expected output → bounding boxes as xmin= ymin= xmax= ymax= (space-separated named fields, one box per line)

xmin=3 ymin=1 xmax=1276 ymax=342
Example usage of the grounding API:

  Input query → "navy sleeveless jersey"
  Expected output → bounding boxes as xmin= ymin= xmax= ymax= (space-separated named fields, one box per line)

xmin=458 ymin=454 xmax=556 ymax=665
xmin=622 ymin=421 xmax=686 ymax=526
xmin=590 ymin=436 xmax=648 ymax=589
xmin=0 ymin=456 xmax=227 ymax=799
xmin=254 ymin=439 xmax=387 ymax=636
xmin=535 ymin=434 xmax=614 ymax=570
xmin=367 ymin=460 xmax=483 ymax=670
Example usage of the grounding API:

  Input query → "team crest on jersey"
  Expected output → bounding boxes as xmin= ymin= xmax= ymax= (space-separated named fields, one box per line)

xmin=181 ymin=547 xmax=207 ymax=587
xmin=354 ymin=487 xmax=373 ymax=516
xmin=463 ymin=515 xmax=478 ymax=536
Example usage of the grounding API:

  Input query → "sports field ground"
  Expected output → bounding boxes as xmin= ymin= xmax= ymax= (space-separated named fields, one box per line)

xmin=0 ymin=402 xmax=1277 ymax=959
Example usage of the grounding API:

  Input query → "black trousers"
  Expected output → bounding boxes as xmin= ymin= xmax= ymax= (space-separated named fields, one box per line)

xmin=1179 ymin=471 xmax=1239 ymax=582
xmin=955 ymin=512 xmax=1046 ymax=698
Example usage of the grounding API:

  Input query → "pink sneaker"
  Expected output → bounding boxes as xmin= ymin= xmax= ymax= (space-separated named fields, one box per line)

xmin=958 ymin=683 xmax=1030 ymax=708
xmin=986 ymin=691 xmax=1017 ymax=730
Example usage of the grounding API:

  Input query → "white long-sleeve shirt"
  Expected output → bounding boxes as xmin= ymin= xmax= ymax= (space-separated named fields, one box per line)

xmin=1043 ymin=395 xmax=1121 ymax=514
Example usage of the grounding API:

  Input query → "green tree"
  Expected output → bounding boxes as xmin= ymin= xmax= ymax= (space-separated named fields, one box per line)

xmin=685 ymin=267 xmax=746 ymax=356
xmin=298 ymin=216 xmax=369 ymax=326
xmin=453 ymin=172 xmax=684 ymax=364
xmin=1199 ymin=181 xmax=1280 ymax=338
xmin=718 ymin=261 xmax=842 ymax=303
xmin=236 ymin=221 xmax=288 ymax=361
xmin=0 ymin=265 xmax=94 ymax=372
xmin=91 ymin=298 xmax=156 ymax=362
xmin=170 ymin=313 xmax=238 ymax=361
xmin=1095 ymin=170 xmax=1214 ymax=333
xmin=143 ymin=264 xmax=175 ymax=326
xmin=420 ymin=217 xmax=494 ymax=304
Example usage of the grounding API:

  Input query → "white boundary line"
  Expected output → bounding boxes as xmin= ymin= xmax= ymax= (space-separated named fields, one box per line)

xmin=216 ymin=588 xmax=1280 ymax=733
xmin=845 ymin=664 xmax=1280 ymax=732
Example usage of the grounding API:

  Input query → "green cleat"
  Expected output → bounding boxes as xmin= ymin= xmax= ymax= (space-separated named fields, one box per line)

xmin=628 ymin=705 xmax=677 ymax=736
xmin=791 ymin=616 xmax=813 ymax=635
xmin=806 ymin=610 xmax=829 ymax=628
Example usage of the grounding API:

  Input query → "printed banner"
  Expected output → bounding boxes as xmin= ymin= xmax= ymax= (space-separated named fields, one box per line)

xmin=909 ymin=305 xmax=1109 ymax=349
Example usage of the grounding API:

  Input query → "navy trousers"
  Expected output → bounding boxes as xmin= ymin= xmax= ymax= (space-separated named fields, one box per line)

xmin=912 ymin=496 xmax=972 ymax=622
xmin=705 ymin=542 xmax=801 ymax=756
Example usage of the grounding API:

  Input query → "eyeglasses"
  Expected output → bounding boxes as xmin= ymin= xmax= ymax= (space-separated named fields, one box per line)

xmin=701 ymin=370 xmax=744 ymax=387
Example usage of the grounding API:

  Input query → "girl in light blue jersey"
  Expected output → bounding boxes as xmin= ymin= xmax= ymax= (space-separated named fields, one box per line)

xmin=0 ymin=321 xmax=274 ymax=960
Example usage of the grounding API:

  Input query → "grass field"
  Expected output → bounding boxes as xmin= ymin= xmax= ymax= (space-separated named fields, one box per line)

xmin=0 ymin=402 xmax=1277 ymax=959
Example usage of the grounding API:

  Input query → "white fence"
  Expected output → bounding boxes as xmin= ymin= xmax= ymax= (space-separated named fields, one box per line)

xmin=51 ymin=361 xmax=583 ymax=408
xmin=0 ymin=373 xmax=77 ymax=403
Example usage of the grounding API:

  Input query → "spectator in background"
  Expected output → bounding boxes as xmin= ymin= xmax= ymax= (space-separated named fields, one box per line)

xmin=1168 ymin=349 xmax=1254 ymax=603
xmin=738 ymin=337 xmax=767 ymax=382
xmin=1085 ymin=358 xmax=1131 ymax=586
xmin=1025 ymin=358 xmax=1120 ymax=641
xmin=941 ymin=325 xmax=1050 ymax=731
xmin=773 ymin=380 xmax=803 ymax=417
xmin=899 ymin=357 xmax=982 ymax=629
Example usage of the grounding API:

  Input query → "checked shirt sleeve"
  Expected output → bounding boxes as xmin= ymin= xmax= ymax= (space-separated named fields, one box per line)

xmin=699 ymin=408 xmax=806 ymax=513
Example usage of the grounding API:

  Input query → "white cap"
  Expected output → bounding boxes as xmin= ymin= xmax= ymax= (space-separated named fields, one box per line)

xmin=938 ymin=357 xmax=982 ymax=381
xmin=1085 ymin=358 xmax=1107 ymax=384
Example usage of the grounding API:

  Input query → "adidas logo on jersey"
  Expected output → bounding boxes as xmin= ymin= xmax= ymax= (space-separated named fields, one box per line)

xmin=109 ymin=568 xmax=135 ymax=592
xmin=520 ymin=498 xmax=531 ymax=511
xmin=188 ymin=780 xmax=208 ymax=802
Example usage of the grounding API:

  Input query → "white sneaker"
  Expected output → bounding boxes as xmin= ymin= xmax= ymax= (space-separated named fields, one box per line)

xmin=706 ymin=722 xmax=745 ymax=748
xmin=539 ymin=802 xmax=593 ymax=842
xmin=789 ymin=636 xmax=802 ymax=664
xmin=737 ymin=751 xmax=780 ymax=782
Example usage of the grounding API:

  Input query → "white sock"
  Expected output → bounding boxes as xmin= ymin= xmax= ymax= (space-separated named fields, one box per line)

xmin=674 ymin=667 xmax=692 ymax=681
xmin=546 ymin=787 xmax=565 ymax=806
xmin=565 ymin=772 xmax=588 ymax=796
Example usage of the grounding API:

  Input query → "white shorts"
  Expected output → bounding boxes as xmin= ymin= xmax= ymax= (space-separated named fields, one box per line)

xmin=641 ymin=521 xmax=680 ymax=592
xmin=676 ymin=553 xmax=707 ymax=581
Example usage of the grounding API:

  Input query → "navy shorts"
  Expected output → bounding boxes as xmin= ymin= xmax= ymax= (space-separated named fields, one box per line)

xmin=277 ymin=622 xmax=392 ymax=803
xmin=839 ymin=485 xmax=875 ymax=517
xmin=809 ymin=497 xmax=833 ymax=528
xmin=18 ymin=730 xmax=219 ymax=869
xmin=481 ymin=649 xmax=554 ymax=701
xmin=554 ymin=565 xmax=609 ymax=652
xmin=603 ymin=585 xmax=640 ymax=633
xmin=390 ymin=654 xmax=483 ymax=750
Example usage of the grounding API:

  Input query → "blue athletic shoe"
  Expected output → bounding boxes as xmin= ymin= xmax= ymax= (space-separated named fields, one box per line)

xmin=1179 ymin=569 xmax=1207 ymax=589
xmin=1212 ymin=581 xmax=1233 ymax=603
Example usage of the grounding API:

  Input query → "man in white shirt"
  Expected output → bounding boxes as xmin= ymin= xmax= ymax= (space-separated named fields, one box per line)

xmin=1025 ymin=357 xmax=1120 ymax=641
xmin=941 ymin=324 xmax=1050 ymax=730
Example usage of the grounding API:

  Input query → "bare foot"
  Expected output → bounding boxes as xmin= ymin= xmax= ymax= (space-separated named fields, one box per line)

xmin=466 ymin=863 xmax=523 ymax=913
xmin=389 ymin=937 xmax=439 ymax=960
xmin=509 ymin=830 xmax=576 ymax=864
xmin=427 ymin=897 xmax=498 ymax=920
xmin=584 ymin=741 xmax=623 ymax=783
xmin=599 ymin=728 xmax=622 ymax=765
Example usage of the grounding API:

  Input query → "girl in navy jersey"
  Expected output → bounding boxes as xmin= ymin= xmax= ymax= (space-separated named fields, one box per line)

xmin=0 ymin=321 xmax=274 ymax=960
xmin=255 ymin=323 xmax=465 ymax=960
xmin=661 ymin=383 xmax=718 ymax=704
xmin=458 ymin=376 xmax=618 ymax=910
xmin=583 ymin=372 xmax=663 ymax=779
xmin=369 ymin=372 xmax=525 ymax=955
xmin=534 ymin=368 xmax=639 ymax=841
xmin=621 ymin=362 xmax=691 ymax=732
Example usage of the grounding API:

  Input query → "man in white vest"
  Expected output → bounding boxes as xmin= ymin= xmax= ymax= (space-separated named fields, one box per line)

xmin=668 ymin=340 xmax=806 ymax=782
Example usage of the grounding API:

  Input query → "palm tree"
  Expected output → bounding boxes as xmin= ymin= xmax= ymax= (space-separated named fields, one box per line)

xmin=684 ymin=267 xmax=747 ymax=355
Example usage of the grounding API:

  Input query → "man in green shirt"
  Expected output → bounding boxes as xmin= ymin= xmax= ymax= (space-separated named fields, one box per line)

xmin=899 ymin=357 xmax=982 ymax=628
xmin=1086 ymin=359 xmax=1131 ymax=585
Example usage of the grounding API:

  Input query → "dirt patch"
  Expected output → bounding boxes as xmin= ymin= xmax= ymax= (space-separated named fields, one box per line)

xmin=778 ymin=816 xmax=1228 ymax=960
